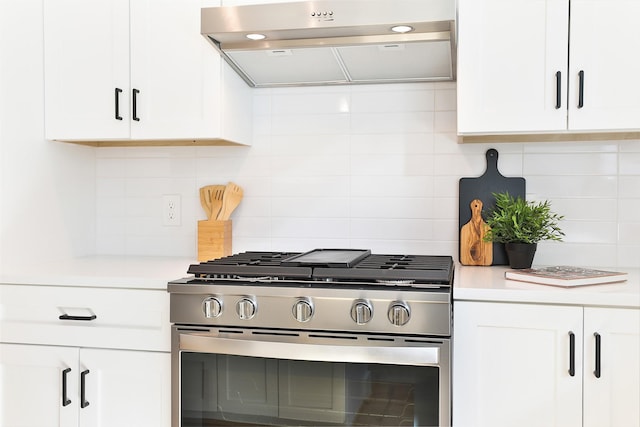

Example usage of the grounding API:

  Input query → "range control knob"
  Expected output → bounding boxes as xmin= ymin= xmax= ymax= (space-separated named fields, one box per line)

xmin=202 ymin=297 xmax=223 ymax=318
xmin=351 ymin=300 xmax=373 ymax=325
xmin=236 ymin=297 xmax=257 ymax=320
xmin=292 ymin=299 xmax=314 ymax=323
xmin=388 ymin=301 xmax=411 ymax=326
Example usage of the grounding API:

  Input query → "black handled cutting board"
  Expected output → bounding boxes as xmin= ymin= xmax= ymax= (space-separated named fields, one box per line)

xmin=459 ymin=149 xmax=526 ymax=265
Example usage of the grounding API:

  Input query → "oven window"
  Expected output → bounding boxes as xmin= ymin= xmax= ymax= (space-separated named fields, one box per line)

xmin=181 ymin=352 xmax=439 ymax=426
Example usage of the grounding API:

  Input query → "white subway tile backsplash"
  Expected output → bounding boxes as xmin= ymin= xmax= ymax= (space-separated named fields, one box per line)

xmin=96 ymin=178 xmax=125 ymax=198
xmin=619 ymin=176 xmax=640 ymax=198
xmin=551 ymin=198 xmax=618 ymax=222
xmin=524 ymin=153 xmax=618 ymax=175
xmin=93 ymin=81 xmax=640 ymax=267
xmin=271 ymin=197 xmax=350 ymax=218
xmin=350 ymin=133 xmax=434 ymax=155
xmin=272 ymin=113 xmax=351 ymax=135
xmin=350 ymin=89 xmax=434 ymax=113
xmin=271 ymin=176 xmax=349 ymax=197
xmin=527 ymin=176 xmax=617 ymax=198
xmin=350 ymin=176 xmax=435 ymax=198
xmin=620 ymin=152 xmax=640 ymax=175
xmin=350 ymin=197 xmax=434 ymax=219
xmin=350 ymin=154 xmax=434 ymax=176
xmin=435 ymin=89 xmax=457 ymax=111
xmin=434 ymin=111 xmax=457 ymax=133
xmin=96 ymin=158 xmax=126 ymax=178
xmin=617 ymin=245 xmax=640 ymax=268
xmin=523 ymin=141 xmax=619 ymax=153
xmin=560 ymin=221 xmax=618 ymax=244
xmin=271 ymin=134 xmax=350 ymax=156
xmin=271 ymin=218 xmax=350 ymax=239
xmin=350 ymin=219 xmax=433 ymax=240
xmin=619 ymin=199 xmax=640 ymax=221
xmin=351 ymin=112 xmax=434 ymax=134
xmin=272 ymin=91 xmax=351 ymax=115
xmin=618 ymin=222 xmax=640 ymax=244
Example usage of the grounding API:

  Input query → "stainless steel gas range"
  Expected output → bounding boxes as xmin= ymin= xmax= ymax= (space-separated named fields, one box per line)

xmin=168 ymin=249 xmax=454 ymax=427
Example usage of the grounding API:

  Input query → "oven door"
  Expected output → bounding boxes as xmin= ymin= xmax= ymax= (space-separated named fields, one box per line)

xmin=172 ymin=327 xmax=450 ymax=427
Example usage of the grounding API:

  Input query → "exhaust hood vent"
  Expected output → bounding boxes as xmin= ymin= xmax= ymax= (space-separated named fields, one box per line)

xmin=201 ymin=0 xmax=456 ymax=88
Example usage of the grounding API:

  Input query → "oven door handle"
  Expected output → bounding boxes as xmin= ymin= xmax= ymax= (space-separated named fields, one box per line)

xmin=179 ymin=333 xmax=443 ymax=366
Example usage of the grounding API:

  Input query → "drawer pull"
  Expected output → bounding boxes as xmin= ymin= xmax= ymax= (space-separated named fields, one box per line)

xmin=132 ymin=88 xmax=140 ymax=121
xmin=59 ymin=314 xmax=97 ymax=321
xmin=568 ymin=331 xmax=576 ymax=377
xmin=62 ymin=368 xmax=71 ymax=407
xmin=555 ymin=71 xmax=562 ymax=109
xmin=81 ymin=369 xmax=90 ymax=408
xmin=115 ymin=87 xmax=123 ymax=120
xmin=594 ymin=332 xmax=601 ymax=378
xmin=578 ymin=70 xmax=585 ymax=108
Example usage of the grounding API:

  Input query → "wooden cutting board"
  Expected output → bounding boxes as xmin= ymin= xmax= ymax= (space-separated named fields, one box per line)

xmin=460 ymin=199 xmax=493 ymax=265
xmin=459 ymin=149 xmax=526 ymax=265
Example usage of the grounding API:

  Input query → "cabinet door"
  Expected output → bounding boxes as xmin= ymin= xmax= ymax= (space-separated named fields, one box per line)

xmin=44 ymin=0 xmax=130 ymax=140
xmin=457 ymin=0 xmax=569 ymax=134
xmin=0 ymin=344 xmax=79 ymax=427
xmin=583 ymin=308 xmax=640 ymax=427
xmin=568 ymin=0 xmax=640 ymax=131
xmin=129 ymin=0 xmax=223 ymax=140
xmin=78 ymin=348 xmax=170 ymax=427
xmin=453 ymin=301 xmax=583 ymax=427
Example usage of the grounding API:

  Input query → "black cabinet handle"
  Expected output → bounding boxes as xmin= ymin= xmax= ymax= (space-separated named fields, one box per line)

xmin=568 ymin=331 xmax=576 ymax=377
xmin=594 ymin=332 xmax=601 ymax=378
xmin=59 ymin=314 xmax=97 ymax=321
xmin=81 ymin=369 xmax=90 ymax=408
xmin=578 ymin=70 xmax=585 ymax=108
xmin=115 ymin=88 xmax=123 ymax=120
xmin=555 ymin=71 xmax=562 ymax=109
xmin=132 ymin=88 xmax=140 ymax=121
xmin=62 ymin=368 xmax=72 ymax=407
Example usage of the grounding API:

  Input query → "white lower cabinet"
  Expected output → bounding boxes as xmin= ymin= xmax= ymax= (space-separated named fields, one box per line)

xmin=0 ymin=284 xmax=171 ymax=427
xmin=453 ymin=302 xmax=640 ymax=427
xmin=0 ymin=344 xmax=170 ymax=427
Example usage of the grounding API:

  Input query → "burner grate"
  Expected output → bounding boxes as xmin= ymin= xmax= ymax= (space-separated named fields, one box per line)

xmin=186 ymin=251 xmax=454 ymax=286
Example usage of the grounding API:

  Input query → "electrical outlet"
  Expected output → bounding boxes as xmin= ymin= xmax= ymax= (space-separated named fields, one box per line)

xmin=162 ymin=195 xmax=181 ymax=226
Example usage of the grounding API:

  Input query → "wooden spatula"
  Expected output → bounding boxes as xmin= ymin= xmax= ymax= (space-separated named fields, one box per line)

xmin=460 ymin=199 xmax=493 ymax=265
xmin=217 ymin=182 xmax=243 ymax=220
xmin=207 ymin=185 xmax=226 ymax=221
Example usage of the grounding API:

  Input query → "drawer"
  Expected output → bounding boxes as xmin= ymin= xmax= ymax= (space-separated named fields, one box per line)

xmin=0 ymin=285 xmax=169 ymax=352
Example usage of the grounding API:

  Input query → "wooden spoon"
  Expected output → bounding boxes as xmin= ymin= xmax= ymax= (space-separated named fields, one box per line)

xmin=217 ymin=182 xmax=243 ymax=220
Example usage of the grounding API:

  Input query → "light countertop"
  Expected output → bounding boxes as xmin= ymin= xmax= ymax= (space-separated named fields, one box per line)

xmin=0 ymin=255 xmax=195 ymax=290
xmin=2 ymin=256 xmax=638 ymax=309
xmin=454 ymin=264 xmax=640 ymax=308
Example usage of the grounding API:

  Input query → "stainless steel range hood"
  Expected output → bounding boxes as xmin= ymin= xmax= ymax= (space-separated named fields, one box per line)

xmin=201 ymin=0 xmax=456 ymax=88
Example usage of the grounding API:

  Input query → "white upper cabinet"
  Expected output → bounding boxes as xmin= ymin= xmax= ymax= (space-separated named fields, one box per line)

xmin=43 ymin=0 xmax=130 ymax=141
xmin=44 ymin=0 xmax=252 ymax=145
xmin=567 ymin=0 xmax=640 ymax=131
xmin=457 ymin=0 xmax=640 ymax=136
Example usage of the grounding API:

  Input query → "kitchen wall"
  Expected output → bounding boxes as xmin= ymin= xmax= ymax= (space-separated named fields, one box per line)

xmin=0 ymin=0 xmax=96 ymax=270
xmin=95 ymin=83 xmax=640 ymax=268
xmin=1 ymin=0 xmax=638 ymax=270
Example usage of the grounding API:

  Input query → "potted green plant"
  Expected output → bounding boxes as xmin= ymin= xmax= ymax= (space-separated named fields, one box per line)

xmin=483 ymin=192 xmax=564 ymax=269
